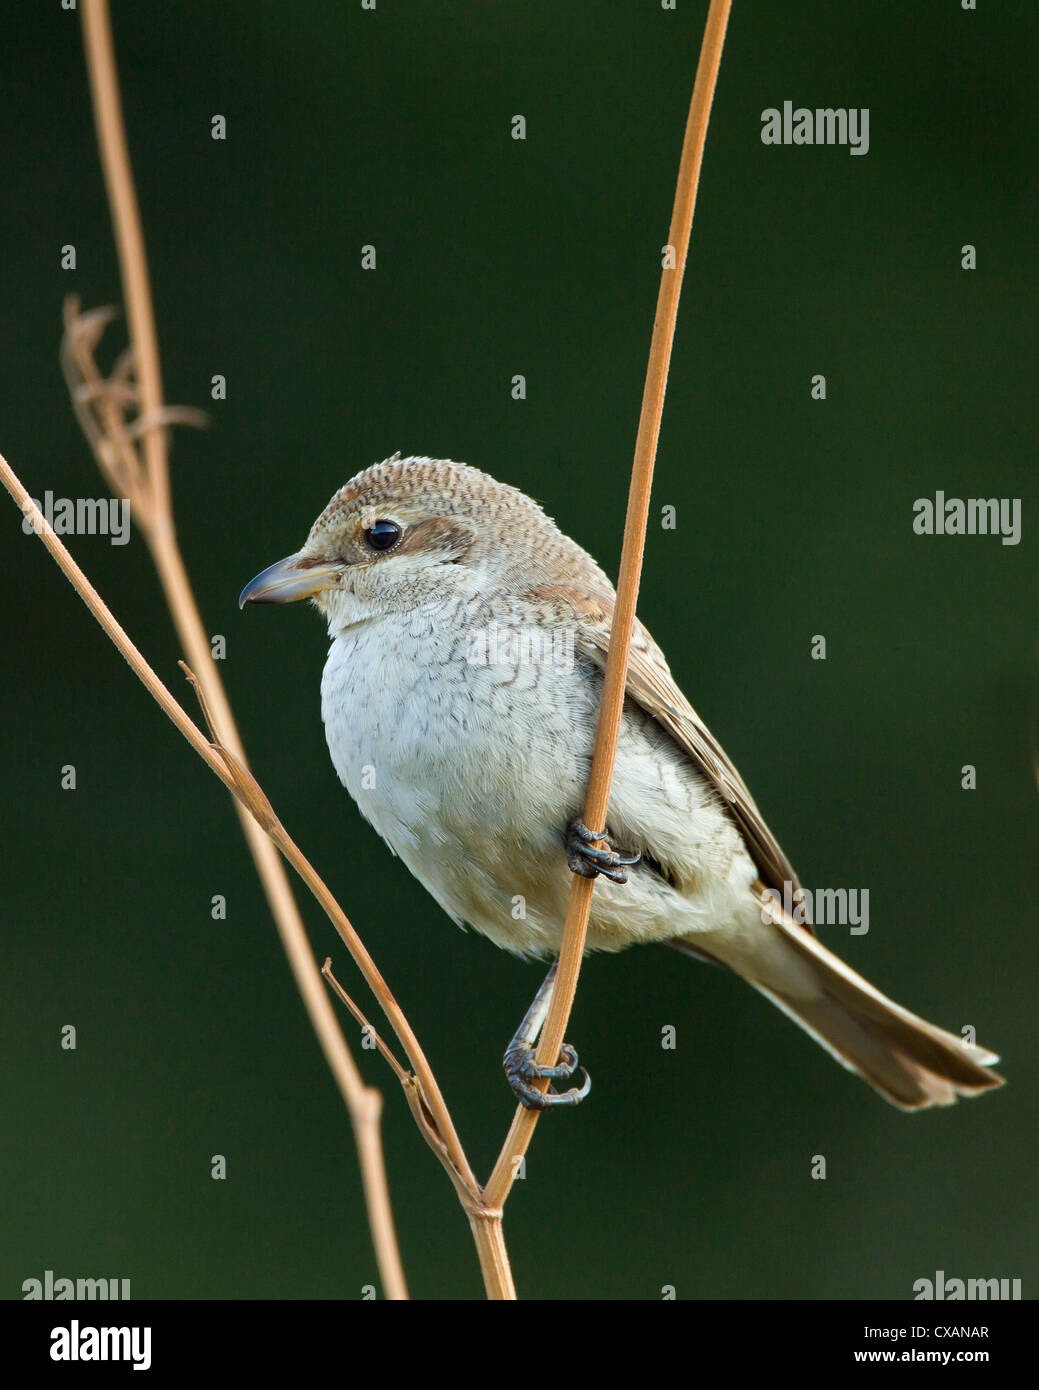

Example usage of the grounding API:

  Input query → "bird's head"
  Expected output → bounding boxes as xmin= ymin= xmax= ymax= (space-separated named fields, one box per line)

xmin=238 ymin=453 xmax=602 ymax=631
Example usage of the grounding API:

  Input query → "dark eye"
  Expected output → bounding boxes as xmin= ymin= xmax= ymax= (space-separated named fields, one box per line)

xmin=363 ymin=519 xmax=402 ymax=552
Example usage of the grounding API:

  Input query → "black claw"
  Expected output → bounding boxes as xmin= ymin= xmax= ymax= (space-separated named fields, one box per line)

xmin=504 ymin=1042 xmax=591 ymax=1109
xmin=512 ymin=1068 xmax=592 ymax=1110
xmin=566 ymin=818 xmax=641 ymax=884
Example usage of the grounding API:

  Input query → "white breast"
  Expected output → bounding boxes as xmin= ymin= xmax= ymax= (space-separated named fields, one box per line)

xmin=320 ymin=598 xmax=590 ymax=950
xmin=320 ymin=597 xmax=758 ymax=958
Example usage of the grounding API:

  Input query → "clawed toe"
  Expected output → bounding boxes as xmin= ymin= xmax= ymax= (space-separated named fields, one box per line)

xmin=566 ymin=818 xmax=641 ymax=884
xmin=504 ymin=1041 xmax=591 ymax=1109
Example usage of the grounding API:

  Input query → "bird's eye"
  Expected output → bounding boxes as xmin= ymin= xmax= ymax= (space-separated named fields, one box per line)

xmin=363 ymin=519 xmax=402 ymax=552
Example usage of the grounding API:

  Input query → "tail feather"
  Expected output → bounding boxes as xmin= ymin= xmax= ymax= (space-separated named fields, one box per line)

xmin=672 ymin=912 xmax=1003 ymax=1110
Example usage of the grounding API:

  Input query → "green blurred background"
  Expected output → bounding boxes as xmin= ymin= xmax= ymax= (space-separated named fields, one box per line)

xmin=2 ymin=0 xmax=1036 ymax=1299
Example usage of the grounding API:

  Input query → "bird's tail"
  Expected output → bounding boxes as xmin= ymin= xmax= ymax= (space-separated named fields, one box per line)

xmin=673 ymin=909 xmax=1004 ymax=1110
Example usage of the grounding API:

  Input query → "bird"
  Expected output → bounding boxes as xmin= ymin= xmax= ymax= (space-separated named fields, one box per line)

xmin=239 ymin=453 xmax=1003 ymax=1112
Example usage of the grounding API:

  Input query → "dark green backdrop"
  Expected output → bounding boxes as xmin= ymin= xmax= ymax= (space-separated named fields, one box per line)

xmin=2 ymin=1 xmax=1036 ymax=1299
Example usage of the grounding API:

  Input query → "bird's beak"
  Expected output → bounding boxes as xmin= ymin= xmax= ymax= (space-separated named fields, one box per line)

xmin=238 ymin=553 xmax=343 ymax=608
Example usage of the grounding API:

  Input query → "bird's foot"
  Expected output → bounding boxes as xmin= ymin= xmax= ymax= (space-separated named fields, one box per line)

xmin=566 ymin=818 xmax=641 ymax=884
xmin=503 ymin=1040 xmax=591 ymax=1109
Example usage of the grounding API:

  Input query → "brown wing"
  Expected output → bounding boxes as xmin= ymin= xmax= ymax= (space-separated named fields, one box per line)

xmin=527 ymin=583 xmax=809 ymax=923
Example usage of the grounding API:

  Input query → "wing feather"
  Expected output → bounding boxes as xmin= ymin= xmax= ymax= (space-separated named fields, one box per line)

xmin=526 ymin=583 xmax=808 ymax=924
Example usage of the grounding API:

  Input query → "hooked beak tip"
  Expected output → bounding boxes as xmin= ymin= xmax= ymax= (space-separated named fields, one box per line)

xmin=238 ymin=554 xmax=343 ymax=609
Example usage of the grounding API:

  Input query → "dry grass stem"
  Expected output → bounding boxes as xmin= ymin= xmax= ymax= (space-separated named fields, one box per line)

xmin=321 ymin=961 xmax=410 ymax=1086
xmin=65 ymin=0 xmax=412 ymax=1300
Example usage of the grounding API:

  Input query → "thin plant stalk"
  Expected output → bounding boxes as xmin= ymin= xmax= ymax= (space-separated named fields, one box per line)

xmin=77 ymin=0 xmax=410 ymax=1298
xmin=485 ymin=0 xmax=732 ymax=1210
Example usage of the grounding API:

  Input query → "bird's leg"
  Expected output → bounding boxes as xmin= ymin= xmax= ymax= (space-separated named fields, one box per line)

xmin=566 ymin=817 xmax=641 ymax=884
xmin=503 ymin=819 xmax=638 ymax=1109
xmin=503 ymin=960 xmax=591 ymax=1109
